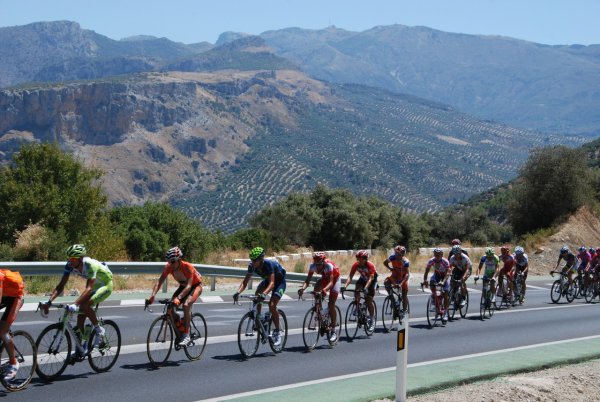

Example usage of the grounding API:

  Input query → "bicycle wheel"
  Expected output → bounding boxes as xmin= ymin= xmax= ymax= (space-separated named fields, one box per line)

xmin=344 ymin=301 xmax=360 ymax=340
xmin=35 ymin=323 xmax=71 ymax=381
xmin=328 ymin=306 xmax=342 ymax=347
xmin=184 ymin=313 xmax=207 ymax=361
xmin=550 ymin=280 xmax=562 ymax=303
xmin=487 ymin=292 xmax=495 ymax=318
xmin=268 ymin=309 xmax=287 ymax=353
xmin=381 ymin=296 xmax=397 ymax=332
xmin=302 ymin=307 xmax=320 ymax=350
xmin=566 ymin=281 xmax=576 ymax=303
xmin=447 ymin=292 xmax=457 ymax=320
xmin=87 ymin=319 xmax=121 ymax=373
xmin=0 ymin=330 xmax=36 ymax=391
xmin=364 ymin=301 xmax=377 ymax=336
xmin=584 ymin=282 xmax=594 ymax=303
xmin=146 ymin=316 xmax=173 ymax=367
xmin=237 ymin=312 xmax=259 ymax=358
xmin=426 ymin=296 xmax=436 ymax=327
xmin=479 ymin=292 xmax=486 ymax=320
xmin=459 ymin=291 xmax=469 ymax=318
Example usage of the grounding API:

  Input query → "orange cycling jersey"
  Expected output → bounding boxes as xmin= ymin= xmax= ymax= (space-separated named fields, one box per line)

xmin=387 ymin=254 xmax=410 ymax=279
xmin=163 ymin=261 xmax=202 ymax=286
xmin=0 ymin=269 xmax=24 ymax=297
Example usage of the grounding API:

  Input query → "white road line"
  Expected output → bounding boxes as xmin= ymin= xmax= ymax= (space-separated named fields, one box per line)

xmin=525 ymin=285 xmax=548 ymax=290
xmin=197 ymin=334 xmax=600 ymax=402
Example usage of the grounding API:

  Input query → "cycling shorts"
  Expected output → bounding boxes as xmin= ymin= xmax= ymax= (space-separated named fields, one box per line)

xmin=315 ymin=276 xmax=341 ymax=296
xmin=257 ymin=278 xmax=286 ymax=299
xmin=384 ymin=275 xmax=408 ymax=292
xmin=499 ymin=268 xmax=514 ymax=279
xmin=173 ymin=283 xmax=202 ymax=305
xmin=451 ymin=268 xmax=470 ymax=281
xmin=87 ymin=281 xmax=113 ymax=309
xmin=356 ymin=275 xmax=377 ymax=297
xmin=0 ymin=296 xmax=23 ymax=325
xmin=429 ymin=272 xmax=450 ymax=292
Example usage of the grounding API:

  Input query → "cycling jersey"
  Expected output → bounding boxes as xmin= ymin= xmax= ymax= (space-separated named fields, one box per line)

xmin=447 ymin=247 xmax=469 ymax=259
xmin=349 ymin=260 xmax=377 ymax=282
xmin=577 ymin=251 xmax=592 ymax=271
xmin=426 ymin=257 xmax=450 ymax=276
xmin=558 ymin=252 xmax=577 ymax=268
xmin=0 ymin=270 xmax=24 ymax=297
xmin=515 ymin=253 xmax=529 ymax=269
xmin=386 ymin=254 xmax=410 ymax=279
xmin=479 ymin=255 xmax=500 ymax=277
xmin=247 ymin=259 xmax=286 ymax=284
xmin=64 ymin=257 xmax=113 ymax=286
xmin=163 ymin=260 xmax=202 ymax=286
xmin=309 ymin=259 xmax=341 ymax=295
xmin=449 ymin=254 xmax=471 ymax=272
xmin=499 ymin=253 xmax=516 ymax=275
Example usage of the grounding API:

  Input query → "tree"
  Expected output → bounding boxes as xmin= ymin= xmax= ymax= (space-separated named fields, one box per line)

xmin=508 ymin=146 xmax=590 ymax=234
xmin=0 ymin=142 xmax=107 ymax=244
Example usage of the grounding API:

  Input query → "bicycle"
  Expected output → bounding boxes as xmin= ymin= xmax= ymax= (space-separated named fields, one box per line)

xmin=35 ymin=302 xmax=121 ymax=381
xmin=342 ymin=288 xmax=377 ymax=340
xmin=550 ymin=271 xmax=577 ymax=303
xmin=235 ymin=295 xmax=288 ymax=358
xmin=0 ymin=328 xmax=36 ymax=391
xmin=421 ymin=282 xmax=449 ymax=328
xmin=300 ymin=291 xmax=342 ymax=350
xmin=144 ymin=299 xmax=207 ymax=367
xmin=447 ymin=278 xmax=469 ymax=320
xmin=381 ymin=285 xmax=409 ymax=332
xmin=495 ymin=274 xmax=514 ymax=309
xmin=584 ymin=270 xmax=600 ymax=303
xmin=474 ymin=277 xmax=495 ymax=319
xmin=513 ymin=271 xmax=526 ymax=305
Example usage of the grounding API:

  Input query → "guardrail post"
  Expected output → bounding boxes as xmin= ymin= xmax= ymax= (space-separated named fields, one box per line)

xmin=395 ymin=313 xmax=408 ymax=402
xmin=210 ymin=275 xmax=216 ymax=291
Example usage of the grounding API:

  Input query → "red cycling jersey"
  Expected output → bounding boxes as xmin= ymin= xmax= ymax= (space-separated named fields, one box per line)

xmin=162 ymin=260 xmax=202 ymax=286
xmin=349 ymin=260 xmax=377 ymax=281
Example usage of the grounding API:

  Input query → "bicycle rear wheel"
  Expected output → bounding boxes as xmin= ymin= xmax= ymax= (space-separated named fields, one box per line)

xmin=364 ymin=302 xmax=377 ymax=336
xmin=550 ymin=280 xmax=562 ymax=303
xmin=0 ymin=330 xmax=36 ymax=391
xmin=237 ymin=312 xmax=259 ymax=358
xmin=146 ymin=316 xmax=173 ymax=367
xmin=88 ymin=319 xmax=121 ymax=373
xmin=381 ymin=296 xmax=397 ymax=332
xmin=426 ymin=296 xmax=436 ymax=327
xmin=302 ymin=307 xmax=320 ymax=350
xmin=479 ymin=292 xmax=486 ymax=320
xmin=327 ymin=306 xmax=342 ymax=347
xmin=459 ymin=291 xmax=469 ymax=318
xmin=184 ymin=313 xmax=207 ymax=361
xmin=35 ymin=323 xmax=71 ymax=381
xmin=268 ymin=309 xmax=287 ymax=353
xmin=566 ymin=281 xmax=576 ymax=303
xmin=487 ymin=292 xmax=495 ymax=318
xmin=344 ymin=301 xmax=359 ymax=340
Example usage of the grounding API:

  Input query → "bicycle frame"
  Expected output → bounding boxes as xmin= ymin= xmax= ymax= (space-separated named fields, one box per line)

xmin=238 ymin=295 xmax=270 ymax=343
xmin=44 ymin=304 xmax=91 ymax=357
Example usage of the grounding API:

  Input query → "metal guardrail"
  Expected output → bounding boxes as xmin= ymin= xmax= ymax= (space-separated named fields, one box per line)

xmin=0 ymin=261 xmax=318 ymax=292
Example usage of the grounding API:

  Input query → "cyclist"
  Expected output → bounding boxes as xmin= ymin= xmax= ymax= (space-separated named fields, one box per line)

xmin=514 ymin=246 xmax=529 ymax=302
xmin=475 ymin=247 xmax=500 ymax=303
xmin=0 ymin=269 xmax=24 ymax=380
xmin=554 ymin=246 xmax=577 ymax=287
xmin=342 ymin=250 xmax=378 ymax=332
xmin=382 ymin=245 xmax=410 ymax=314
xmin=147 ymin=246 xmax=203 ymax=347
xmin=576 ymin=246 xmax=592 ymax=291
xmin=447 ymin=238 xmax=469 ymax=258
xmin=42 ymin=244 xmax=113 ymax=351
xmin=233 ymin=247 xmax=286 ymax=347
xmin=498 ymin=246 xmax=516 ymax=305
xmin=422 ymin=248 xmax=451 ymax=310
xmin=448 ymin=245 xmax=472 ymax=307
xmin=298 ymin=251 xmax=341 ymax=342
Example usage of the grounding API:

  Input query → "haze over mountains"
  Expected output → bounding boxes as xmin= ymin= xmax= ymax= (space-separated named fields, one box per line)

xmin=0 ymin=21 xmax=596 ymax=232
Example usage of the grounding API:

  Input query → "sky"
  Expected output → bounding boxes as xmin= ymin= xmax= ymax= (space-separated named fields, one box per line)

xmin=1 ymin=0 xmax=599 ymax=46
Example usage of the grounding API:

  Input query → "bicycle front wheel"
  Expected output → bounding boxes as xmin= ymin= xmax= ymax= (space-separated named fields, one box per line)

xmin=185 ymin=313 xmax=208 ymax=361
xmin=459 ymin=292 xmax=469 ymax=318
xmin=479 ymin=292 xmax=486 ymax=320
xmin=550 ymin=280 xmax=562 ymax=303
xmin=147 ymin=316 xmax=173 ymax=367
xmin=35 ymin=323 xmax=71 ymax=381
xmin=0 ymin=330 xmax=36 ymax=391
xmin=381 ymin=296 xmax=397 ymax=332
xmin=566 ymin=281 xmax=576 ymax=303
xmin=88 ymin=319 xmax=121 ymax=373
xmin=344 ymin=301 xmax=359 ymax=340
xmin=328 ymin=306 xmax=342 ymax=347
xmin=364 ymin=302 xmax=377 ymax=336
xmin=268 ymin=309 xmax=288 ymax=353
xmin=302 ymin=307 xmax=320 ymax=350
xmin=426 ymin=296 xmax=436 ymax=327
xmin=237 ymin=312 xmax=259 ymax=358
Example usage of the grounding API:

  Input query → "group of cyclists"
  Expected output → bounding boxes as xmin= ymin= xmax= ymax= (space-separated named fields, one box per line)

xmin=554 ymin=244 xmax=600 ymax=296
xmin=5 ymin=238 xmax=600 ymax=388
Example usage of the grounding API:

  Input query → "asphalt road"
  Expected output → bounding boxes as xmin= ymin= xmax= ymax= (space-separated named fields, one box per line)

xmin=5 ymin=278 xmax=600 ymax=401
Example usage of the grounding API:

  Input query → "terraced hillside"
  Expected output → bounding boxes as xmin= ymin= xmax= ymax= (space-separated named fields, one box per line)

xmin=172 ymin=84 xmax=585 ymax=233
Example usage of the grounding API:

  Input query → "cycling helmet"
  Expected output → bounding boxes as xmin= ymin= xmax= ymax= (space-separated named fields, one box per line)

xmin=514 ymin=246 xmax=524 ymax=255
xmin=500 ymin=245 xmax=510 ymax=254
xmin=451 ymin=245 xmax=461 ymax=255
xmin=165 ymin=246 xmax=183 ymax=261
xmin=485 ymin=247 xmax=495 ymax=257
xmin=578 ymin=245 xmax=587 ymax=252
xmin=356 ymin=250 xmax=369 ymax=259
xmin=312 ymin=251 xmax=327 ymax=262
xmin=589 ymin=247 xmax=596 ymax=254
xmin=596 ymin=247 xmax=600 ymax=254
xmin=394 ymin=245 xmax=406 ymax=254
xmin=66 ymin=244 xmax=86 ymax=258
xmin=249 ymin=246 xmax=265 ymax=261
xmin=433 ymin=248 xmax=443 ymax=257
xmin=451 ymin=238 xmax=461 ymax=246
xmin=560 ymin=246 xmax=569 ymax=254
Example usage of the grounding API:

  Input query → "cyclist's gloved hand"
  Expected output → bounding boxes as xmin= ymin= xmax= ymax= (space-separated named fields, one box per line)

xmin=257 ymin=293 xmax=266 ymax=301
xmin=297 ymin=289 xmax=304 ymax=297
xmin=233 ymin=292 xmax=239 ymax=303
xmin=68 ymin=304 xmax=79 ymax=313
xmin=341 ymin=286 xmax=346 ymax=292
xmin=172 ymin=297 xmax=181 ymax=307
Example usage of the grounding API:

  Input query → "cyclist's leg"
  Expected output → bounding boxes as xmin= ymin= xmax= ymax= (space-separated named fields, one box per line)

xmin=442 ymin=278 xmax=450 ymax=309
xmin=365 ymin=279 xmax=376 ymax=317
xmin=180 ymin=284 xmax=202 ymax=333
xmin=461 ymin=269 xmax=471 ymax=299
xmin=268 ymin=280 xmax=286 ymax=331
xmin=328 ymin=277 xmax=341 ymax=327
xmin=84 ymin=281 xmax=113 ymax=333
xmin=383 ymin=276 xmax=393 ymax=295
xmin=401 ymin=281 xmax=409 ymax=311
xmin=255 ymin=280 xmax=269 ymax=316
xmin=0 ymin=296 xmax=23 ymax=367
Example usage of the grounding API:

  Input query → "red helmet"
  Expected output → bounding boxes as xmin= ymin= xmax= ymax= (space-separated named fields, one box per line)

xmin=356 ymin=250 xmax=369 ymax=259
xmin=500 ymin=246 xmax=510 ymax=254
xmin=312 ymin=251 xmax=327 ymax=263
xmin=394 ymin=245 xmax=406 ymax=254
xmin=451 ymin=238 xmax=461 ymax=246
